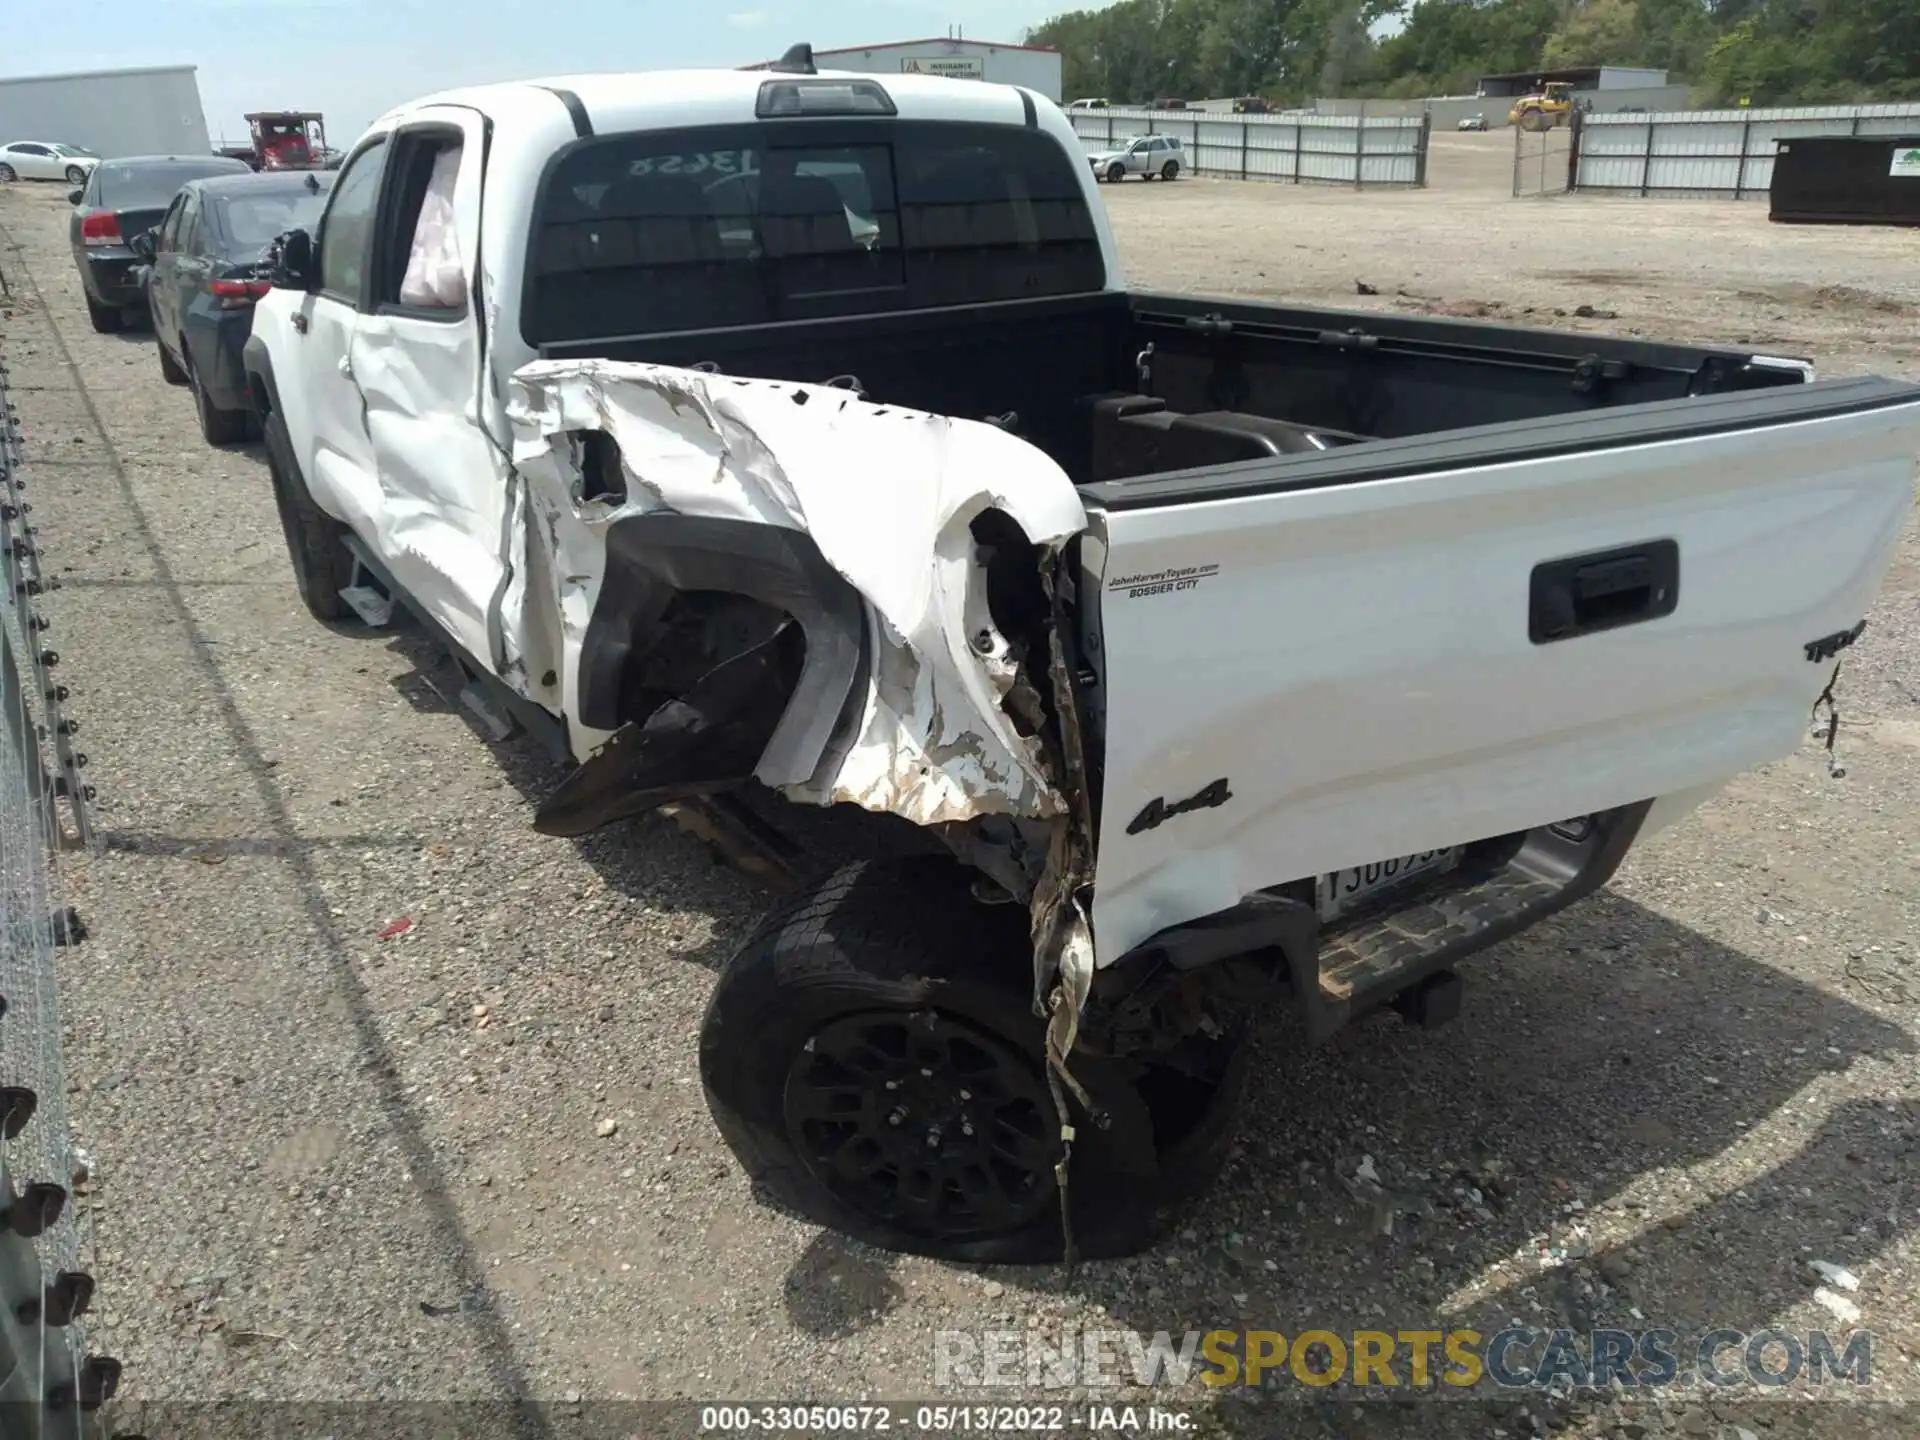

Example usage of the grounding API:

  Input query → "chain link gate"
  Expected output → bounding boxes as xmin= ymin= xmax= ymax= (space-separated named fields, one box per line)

xmin=1513 ymin=109 xmax=1580 ymax=197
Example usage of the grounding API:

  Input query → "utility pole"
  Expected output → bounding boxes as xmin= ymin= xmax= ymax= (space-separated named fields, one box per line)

xmin=1318 ymin=0 xmax=1371 ymax=99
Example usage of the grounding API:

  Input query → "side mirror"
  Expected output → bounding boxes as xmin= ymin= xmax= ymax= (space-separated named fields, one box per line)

xmin=128 ymin=231 xmax=156 ymax=260
xmin=68 ymin=188 xmax=83 ymax=206
xmin=267 ymin=227 xmax=316 ymax=290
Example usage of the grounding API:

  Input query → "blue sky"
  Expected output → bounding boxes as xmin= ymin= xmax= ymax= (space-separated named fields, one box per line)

xmin=15 ymin=0 xmax=1076 ymax=147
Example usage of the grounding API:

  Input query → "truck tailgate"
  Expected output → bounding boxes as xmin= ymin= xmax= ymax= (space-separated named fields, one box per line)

xmin=1078 ymin=377 xmax=1920 ymax=967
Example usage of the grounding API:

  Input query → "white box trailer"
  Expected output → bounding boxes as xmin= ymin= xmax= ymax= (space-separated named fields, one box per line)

xmin=0 ymin=65 xmax=211 ymax=160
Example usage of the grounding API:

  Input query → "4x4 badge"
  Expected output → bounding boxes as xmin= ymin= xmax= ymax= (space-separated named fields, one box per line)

xmin=1127 ymin=778 xmax=1233 ymax=836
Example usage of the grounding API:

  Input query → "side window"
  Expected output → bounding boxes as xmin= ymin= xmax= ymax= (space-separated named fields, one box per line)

xmin=376 ymin=131 xmax=467 ymax=315
xmin=17 ymin=144 xmax=49 ymax=158
xmin=176 ymin=193 xmax=202 ymax=254
xmin=317 ymin=139 xmax=390 ymax=302
xmin=156 ymin=196 xmax=185 ymax=252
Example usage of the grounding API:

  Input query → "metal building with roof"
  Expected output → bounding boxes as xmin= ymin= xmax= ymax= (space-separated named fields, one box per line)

xmin=746 ymin=37 xmax=1063 ymax=103
xmin=0 ymin=65 xmax=211 ymax=159
xmin=1475 ymin=66 xmax=1670 ymax=99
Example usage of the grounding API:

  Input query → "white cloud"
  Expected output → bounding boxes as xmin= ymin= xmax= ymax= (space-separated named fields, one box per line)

xmin=726 ymin=8 xmax=769 ymax=28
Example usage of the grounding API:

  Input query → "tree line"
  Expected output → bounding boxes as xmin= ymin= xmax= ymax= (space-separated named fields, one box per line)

xmin=1026 ymin=0 xmax=1920 ymax=108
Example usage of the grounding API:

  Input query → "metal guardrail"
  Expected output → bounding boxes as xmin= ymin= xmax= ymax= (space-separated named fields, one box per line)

xmin=1067 ymin=107 xmax=1430 ymax=188
xmin=0 ymin=246 xmax=119 ymax=1436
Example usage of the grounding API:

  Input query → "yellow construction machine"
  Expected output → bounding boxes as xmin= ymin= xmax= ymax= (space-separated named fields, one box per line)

xmin=1509 ymin=81 xmax=1576 ymax=132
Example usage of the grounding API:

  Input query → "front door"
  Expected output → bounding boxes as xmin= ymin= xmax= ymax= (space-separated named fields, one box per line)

xmin=171 ymin=192 xmax=216 ymax=351
xmin=284 ymin=136 xmax=391 ymax=581
xmin=345 ymin=109 xmax=506 ymax=668
xmin=165 ymin=190 xmax=216 ymax=354
xmin=11 ymin=144 xmax=56 ymax=180
xmin=147 ymin=194 xmax=187 ymax=344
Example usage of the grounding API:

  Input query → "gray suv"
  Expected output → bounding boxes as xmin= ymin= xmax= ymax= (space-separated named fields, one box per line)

xmin=1088 ymin=134 xmax=1184 ymax=182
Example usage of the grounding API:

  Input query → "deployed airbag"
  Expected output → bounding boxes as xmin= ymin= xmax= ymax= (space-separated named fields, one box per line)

xmin=400 ymin=143 xmax=465 ymax=309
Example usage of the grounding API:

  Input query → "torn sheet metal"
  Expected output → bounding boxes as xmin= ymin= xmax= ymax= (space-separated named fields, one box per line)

xmin=504 ymin=358 xmax=1089 ymax=828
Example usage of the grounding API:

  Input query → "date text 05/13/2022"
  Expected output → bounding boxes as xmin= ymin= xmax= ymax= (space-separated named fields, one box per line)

xmin=697 ymin=1403 xmax=1195 ymax=1433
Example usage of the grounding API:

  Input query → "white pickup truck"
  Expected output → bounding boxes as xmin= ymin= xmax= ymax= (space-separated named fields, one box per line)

xmin=243 ymin=45 xmax=1920 ymax=1264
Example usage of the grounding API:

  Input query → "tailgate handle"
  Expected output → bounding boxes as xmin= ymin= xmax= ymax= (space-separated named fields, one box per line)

xmin=1529 ymin=540 xmax=1678 ymax=643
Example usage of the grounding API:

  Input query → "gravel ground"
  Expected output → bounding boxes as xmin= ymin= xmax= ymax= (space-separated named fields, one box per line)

xmin=2 ymin=149 xmax=1917 ymax=1440
xmin=1104 ymin=133 xmax=1920 ymax=380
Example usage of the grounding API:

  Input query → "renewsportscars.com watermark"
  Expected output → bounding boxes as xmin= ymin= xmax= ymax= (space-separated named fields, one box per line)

xmin=935 ymin=1326 xmax=1877 ymax=1394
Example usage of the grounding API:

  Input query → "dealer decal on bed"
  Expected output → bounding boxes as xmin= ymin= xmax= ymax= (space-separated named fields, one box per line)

xmin=1106 ymin=562 xmax=1220 ymax=599
xmin=627 ymin=150 xmax=757 ymax=178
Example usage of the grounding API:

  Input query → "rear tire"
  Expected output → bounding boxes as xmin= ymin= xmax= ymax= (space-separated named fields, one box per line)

xmin=262 ymin=407 xmax=354 ymax=622
xmin=1161 ymin=160 xmax=1180 ymax=180
xmin=0 ymin=164 xmax=15 ymax=184
xmin=700 ymin=857 xmax=1246 ymax=1263
xmin=157 ymin=334 xmax=187 ymax=385
xmin=84 ymin=296 xmax=123 ymax=334
xmin=189 ymin=356 xmax=251 ymax=445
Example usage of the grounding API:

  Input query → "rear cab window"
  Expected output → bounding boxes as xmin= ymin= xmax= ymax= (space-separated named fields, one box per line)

xmin=524 ymin=120 xmax=1105 ymax=345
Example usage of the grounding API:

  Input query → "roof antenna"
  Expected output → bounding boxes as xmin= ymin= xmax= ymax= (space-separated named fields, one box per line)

xmin=769 ymin=42 xmax=816 ymax=75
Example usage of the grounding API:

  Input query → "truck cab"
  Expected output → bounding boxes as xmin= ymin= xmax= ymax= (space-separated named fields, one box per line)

xmin=246 ymin=111 xmax=328 ymax=171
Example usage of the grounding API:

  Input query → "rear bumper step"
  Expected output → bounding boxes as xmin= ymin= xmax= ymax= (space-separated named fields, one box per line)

xmin=1314 ymin=800 xmax=1652 ymax=1035
xmin=1117 ymin=801 xmax=1652 ymax=1041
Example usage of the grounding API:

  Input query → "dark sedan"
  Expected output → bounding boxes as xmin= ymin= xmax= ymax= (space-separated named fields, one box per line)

xmin=138 ymin=171 xmax=333 ymax=443
xmin=68 ymin=154 xmax=252 ymax=333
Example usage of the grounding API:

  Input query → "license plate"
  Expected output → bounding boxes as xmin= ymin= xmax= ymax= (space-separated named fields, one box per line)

xmin=1316 ymin=847 xmax=1462 ymax=922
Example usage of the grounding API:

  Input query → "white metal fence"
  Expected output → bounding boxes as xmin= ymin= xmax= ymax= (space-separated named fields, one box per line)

xmin=1066 ymin=107 xmax=1430 ymax=188
xmin=1572 ymin=102 xmax=1920 ymax=198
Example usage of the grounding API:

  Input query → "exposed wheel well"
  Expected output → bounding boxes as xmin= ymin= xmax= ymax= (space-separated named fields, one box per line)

xmin=246 ymin=371 xmax=274 ymax=420
xmin=543 ymin=491 xmax=1084 ymax=905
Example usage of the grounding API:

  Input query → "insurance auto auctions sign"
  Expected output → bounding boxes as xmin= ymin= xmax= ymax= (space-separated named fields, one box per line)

xmin=901 ymin=55 xmax=986 ymax=80
xmin=1891 ymin=145 xmax=1920 ymax=178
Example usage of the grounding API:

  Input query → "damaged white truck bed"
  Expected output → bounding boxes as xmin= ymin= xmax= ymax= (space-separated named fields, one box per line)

xmin=242 ymin=51 xmax=1920 ymax=1262
xmin=507 ymin=358 xmax=1087 ymax=829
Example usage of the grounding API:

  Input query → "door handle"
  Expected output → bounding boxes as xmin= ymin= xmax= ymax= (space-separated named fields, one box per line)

xmin=292 ymin=313 xmax=308 ymax=334
xmin=1529 ymin=539 xmax=1679 ymax=643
